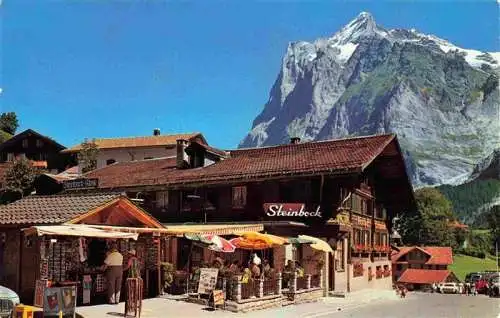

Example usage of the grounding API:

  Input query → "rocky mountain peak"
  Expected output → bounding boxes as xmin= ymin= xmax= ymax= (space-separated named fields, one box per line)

xmin=240 ymin=12 xmax=500 ymax=186
xmin=330 ymin=11 xmax=386 ymax=45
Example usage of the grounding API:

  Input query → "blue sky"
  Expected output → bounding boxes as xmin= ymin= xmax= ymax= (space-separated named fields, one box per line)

xmin=1 ymin=0 xmax=498 ymax=149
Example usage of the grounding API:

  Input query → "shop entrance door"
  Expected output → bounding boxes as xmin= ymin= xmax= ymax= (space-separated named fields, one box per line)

xmin=329 ymin=253 xmax=335 ymax=291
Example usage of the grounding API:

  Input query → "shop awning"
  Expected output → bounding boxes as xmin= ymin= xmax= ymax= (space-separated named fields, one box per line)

xmin=161 ymin=223 xmax=264 ymax=236
xmin=298 ymin=235 xmax=334 ymax=254
xmin=24 ymin=225 xmax=140 ymax=240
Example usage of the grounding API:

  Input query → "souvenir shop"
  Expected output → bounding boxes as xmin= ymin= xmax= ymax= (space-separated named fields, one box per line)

xmin=24 ymin=224 xmax=172 ymax=307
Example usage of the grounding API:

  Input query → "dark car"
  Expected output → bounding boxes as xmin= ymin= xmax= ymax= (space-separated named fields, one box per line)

xmin=488 ymin=276 xmax=500 ymax=297
xmin=465 ymin=272 xmax=482 ymax=283
xmin=0 ymin=285 xmax=20 ymax=318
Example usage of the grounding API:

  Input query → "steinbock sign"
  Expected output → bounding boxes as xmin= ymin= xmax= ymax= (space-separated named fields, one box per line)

xmin=263 ymin=203 xmax=322 ymax=218
xmin=62 ymin=178 xmax=99 ymax=190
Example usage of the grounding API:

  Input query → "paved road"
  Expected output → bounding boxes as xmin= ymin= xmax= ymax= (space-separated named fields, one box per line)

xmin=315 ymin=293 xmax=499 ymax=318
xmin=77 ymin=292 xmax=499 ymax=318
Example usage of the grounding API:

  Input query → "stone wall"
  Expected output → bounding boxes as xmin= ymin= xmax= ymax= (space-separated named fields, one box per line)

xmin=225 ymin=295 xmax=283 ymax=313
xmin=292 ymin=288 xmax=324 ymax=304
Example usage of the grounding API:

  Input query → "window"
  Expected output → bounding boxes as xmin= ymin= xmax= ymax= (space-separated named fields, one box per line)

xmin=351 ymin=194 xmax=362 ymax=212
xmin=381 ymin=233 xmax=388 ymax=247
xmin=362 ymin=200 xmax=368 ymax=215
xmin=352 ymin=194 xmax=372 ymax=215
xmin=354 ymin=229 xmax=361 ymax=245
xmin=36 ymin=139 xmax=44 ymax=148
xmin=22 ymin=139 xmax=29 ymax=148
xmin=7 ymin=153 xmax=14 ymax=162
xmin=180 ymin=190 xmax=196 ymax=211
xmin=364 ymin=230 xmax=370 ymax=247
xmin=232 ymin=186 xmax=247 ymax=208
xmin=156 ymin=191 xmax=169 ymax=209
xmin=292 ymin=245 xmax=303 ymax=262
xmin=106 ymin=159 xmax=116 ymax=165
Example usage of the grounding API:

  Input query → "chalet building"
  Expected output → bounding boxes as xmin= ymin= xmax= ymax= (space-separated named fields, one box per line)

xmin=79 ymin=134 xmax=416 ymax=294
xmin=61 ymin=130 xmax=207 ymax=170
xmin=0 ymin=192 xmax=166 ymax=302
xmin=0 ymin=129 xmax=70 ymax=174
xmin=391 ymin=246 xmax=458 ymax=289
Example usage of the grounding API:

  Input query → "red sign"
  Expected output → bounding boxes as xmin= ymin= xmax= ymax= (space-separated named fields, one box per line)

xmin=263 ymin=203 xmax=322 ymax=218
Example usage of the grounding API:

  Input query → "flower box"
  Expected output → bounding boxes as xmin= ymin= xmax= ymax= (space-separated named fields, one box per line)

xmin=353 ymin=263 xmax=364 ymax=277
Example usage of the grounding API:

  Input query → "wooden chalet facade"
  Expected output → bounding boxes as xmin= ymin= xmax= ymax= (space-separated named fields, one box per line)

xmin=0 ymin=193 xmax=166 ymax=303
xmin=80 ymin=134 xmax=416 ymax=293
xmin=391 ymin=246 xmax=457 ymax=290
xmin=0 ymin=129 xmax=72 ymax=173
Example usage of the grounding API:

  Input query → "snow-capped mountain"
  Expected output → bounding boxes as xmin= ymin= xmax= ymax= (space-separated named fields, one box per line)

xmin=240 ymin=12 xmax=500 ymax=186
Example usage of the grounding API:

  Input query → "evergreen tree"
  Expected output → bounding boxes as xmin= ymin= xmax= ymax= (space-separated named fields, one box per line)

xmin=0 ymin=112 xmax=19 ymax=135
xmin=77 ymin=139 xmax=99 ymax=173
xmin=486 ymin=205 xmax=500 ymax=247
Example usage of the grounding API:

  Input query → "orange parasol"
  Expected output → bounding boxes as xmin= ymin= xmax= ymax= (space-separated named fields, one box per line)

xmin=229 ymin=237 xmax=273 ymax=250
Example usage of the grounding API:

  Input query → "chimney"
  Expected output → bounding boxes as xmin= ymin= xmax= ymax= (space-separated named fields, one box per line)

xmin=176 ymin=139 xmax=189 ymax=168
xmin=153 ymin=128 xmax=161 ymax=136
xmin=290 ymin=137 xmax=301 ymax=144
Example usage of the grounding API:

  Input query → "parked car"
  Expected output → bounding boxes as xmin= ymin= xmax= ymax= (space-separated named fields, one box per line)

xmin=440 ymin=282 xmax=459 ymax=294
xmin=475 ymin=279 xmax=489 ymax=294
xmin=0 ymin=285 xmax=20 ymax=318
xmin=465 ymin=272 xmax=482 ymax=283
xmin=488 ymin=276 xmax=500 ymax=297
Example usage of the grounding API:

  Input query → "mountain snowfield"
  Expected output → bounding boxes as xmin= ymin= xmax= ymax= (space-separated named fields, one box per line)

xmin=240 ymin=12 xmax=500 ymax=186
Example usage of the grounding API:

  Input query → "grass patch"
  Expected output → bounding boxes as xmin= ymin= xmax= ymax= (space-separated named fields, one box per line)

xmin=449 ymin=254 xmax=498 ymax=281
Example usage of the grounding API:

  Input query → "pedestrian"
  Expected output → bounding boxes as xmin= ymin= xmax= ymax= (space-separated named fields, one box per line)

xmin=102 ymin=242 xmax=124 ymax=304
xmin=123 ymin=249 xmax=140 ymax=278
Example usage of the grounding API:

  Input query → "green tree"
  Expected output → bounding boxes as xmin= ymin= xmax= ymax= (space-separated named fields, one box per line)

xmin=399 ymin=187 xmax=456 ymax=246
xmin=77 ymin=139 xmax=99 ymax=173
xmin=0 ymin=112 xmax=19 ymax=135
xmin=4 ymin=158 xmax=38 ymax=199
xmin=486 ymin=205 xmax=500 ymax=246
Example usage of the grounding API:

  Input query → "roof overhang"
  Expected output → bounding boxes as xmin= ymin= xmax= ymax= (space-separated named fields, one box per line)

xmin=23 ymin=224 xmax=140 ymax=240
xmin=160 ymin=223 xmax=264 ymax=236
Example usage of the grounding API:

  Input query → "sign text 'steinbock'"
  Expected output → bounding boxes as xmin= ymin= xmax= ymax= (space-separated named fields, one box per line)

xmin=263 ymin=203 xmax=322 ymax=218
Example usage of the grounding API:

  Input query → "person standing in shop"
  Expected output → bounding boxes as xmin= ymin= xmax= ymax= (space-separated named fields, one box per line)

xmin=124 ymin=249 xmax=140 ymax=279
xmin=103 ymin=242 xmax=124 ymax=304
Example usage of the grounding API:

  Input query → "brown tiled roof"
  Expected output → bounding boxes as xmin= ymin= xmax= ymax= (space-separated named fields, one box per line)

xmin=84 ymin=157 xmax=178 ymax=189
xmin=0 ymin=162 xmax=13 ymax=188
xmin=0 ymin=192 xmax=122 ymax=225
xmin=392 ymin=246 xmax=453 ymax=265
xmin=85 ymin=134 xmax=396 ymax=189
xmin=397 ymin=269 xmax=452 ymax=284
xmin=61 ymin=132 xmax=204 ymax=153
